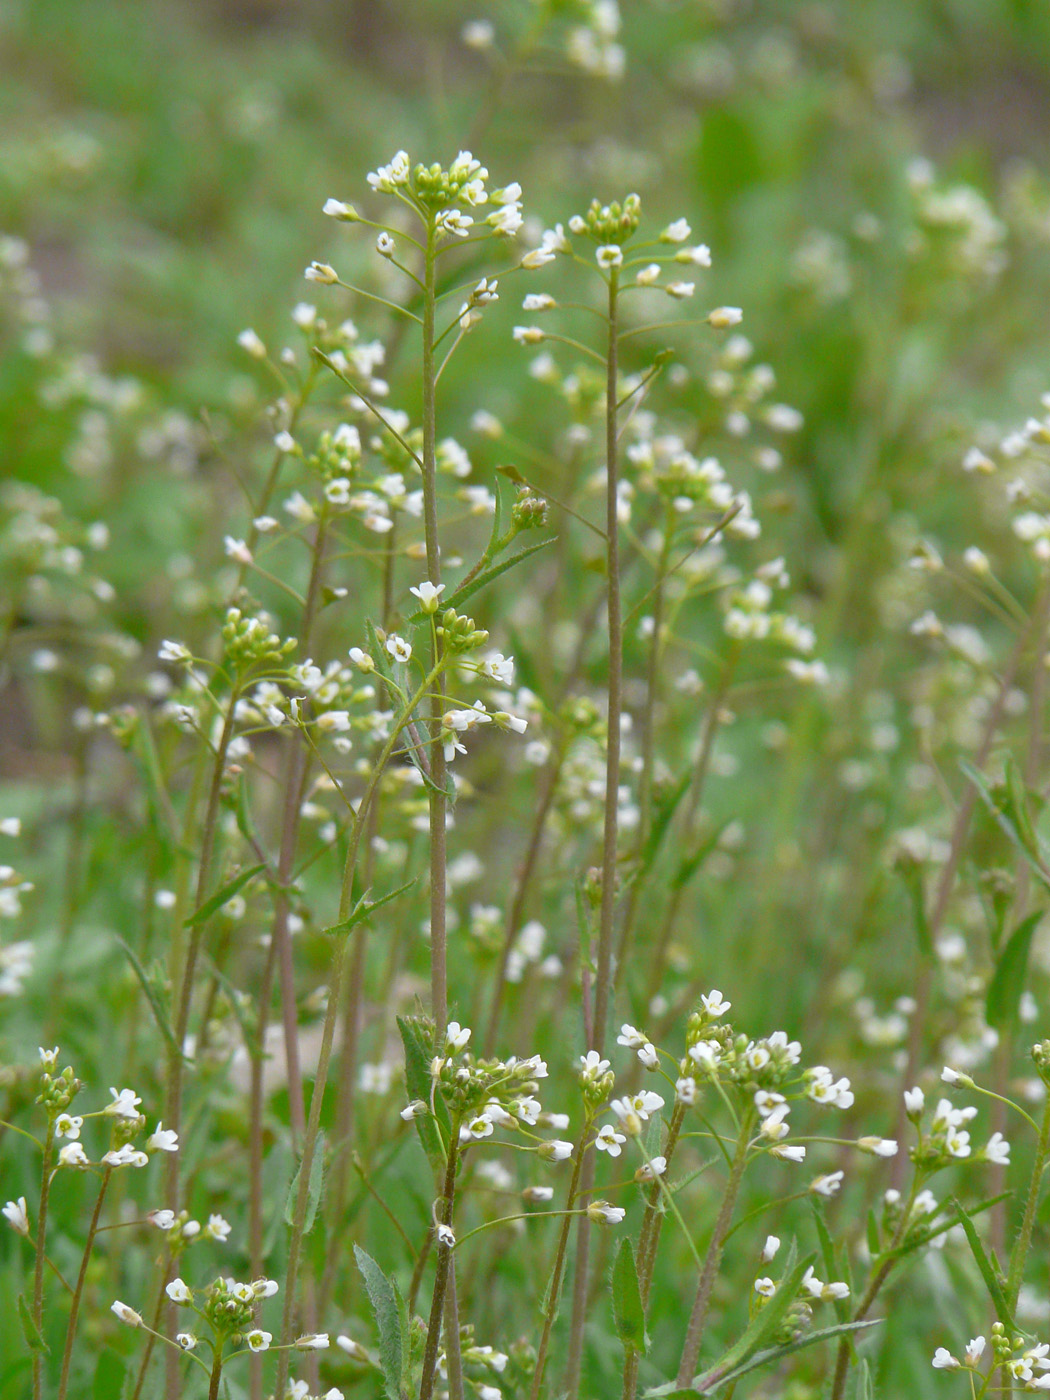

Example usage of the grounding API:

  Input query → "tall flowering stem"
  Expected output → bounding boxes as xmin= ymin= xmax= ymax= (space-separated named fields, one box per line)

xmin=529 ymin=1119 xmax=592 ymax=1400
xmin=31 ymin=1121 xmax=55 ymax=1400
xmin=419 ymin=1129 xmax=461 ymax=1400
xmin=56 ymin=1166 xmax=113 ymax=1400
xmin=422 ymin=214 xmax=449 ymax=1042
xmin=1005 ymin=1047 xmax=1050 ymax=1310
xmin=564 ymin=257 xmax=622 ymax=1400
xmin=676 ymin=1112 xmax=754 ymax=1386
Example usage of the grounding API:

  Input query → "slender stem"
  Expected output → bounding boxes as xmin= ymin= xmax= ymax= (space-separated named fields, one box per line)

xmin=273 ymin=667 xmax=444 ymax=1398
xmin=564 ymin=271 xmax=621 ymax=1400
xmin=529 ymin=1125 xmax=590 ymax=1400
xmin=31 ymin=1123 xmax=55 ymax=1400
xmin=56 ymin=1168 xmax=112 ymax=1400
xmin=676 ymin=1116 xmax=752 ymax=1386
xmin=419 ymin=1134 xmax=460 ymax=1400
xmin=207 ymin=1345 xmax=224 ymax=1400
xmin=421 ymin=216 xmax=449 ymax=1042
xmin=1005 ymin=1073 xmax=1050 ymax=1308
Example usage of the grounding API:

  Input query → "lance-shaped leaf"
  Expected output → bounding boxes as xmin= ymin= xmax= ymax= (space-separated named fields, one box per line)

xmin=284 ymin=1131 xmax=326 ymax=1235
xmin=949 ymin=1196 xmax=1015 ymax=1329
xmin=611 ymin=1237 xmax=648 ymax=1354
xmin=986 ymin=909 xmax=1042 ymax=1031
xmin=183 ymin=863 xmax=266 ymax=927
xmin=324 ymin=878 xmax=418 ymax=938
xmin=397 ymin=1015 xmax=449 ymax=1171
xmin=354 ymin=1246 xmax=408 ymax=1400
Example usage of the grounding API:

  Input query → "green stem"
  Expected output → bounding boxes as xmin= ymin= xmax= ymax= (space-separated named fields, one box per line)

xmin=529 ymin=1123 xmax=590 ymax=1400
xmin=676 ymin=1115 xmax=753 ymax=1386
xmin=56 ymin=1168 xmax=112 ymax=1400
xmin=31 ymin=1122 xmax=55 ymax=1400
xmin=1005 ymin=1072 xmax=1050 ymax=1309
xmin=419 ymin=1134 xmax=460 ymax=1400
xmin=207 ymin=1344 xmax=224 ymax=1400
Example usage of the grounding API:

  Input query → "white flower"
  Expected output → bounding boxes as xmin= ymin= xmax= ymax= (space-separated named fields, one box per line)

xmin=401 ymin=1100 xmax=427 ymax=1120
xmin=376 ymin=232 xmax=396 ymax=257
xmin=965 ymin=1337 xmax=986 ymax=1366
xmin=595 ymin=1124 xmax=627 ymax=1156
xmin=762 ymin=1235 xmax=780 ymax=1261
xmin=295 ymin=1333 xmax=330 ymax=1350
xmin=304 ymin=262 xmax=339 ymax=285
xmin=635 ymin=1156 xmax=666 ymax=1181
xmin=513 ymin=325 xmax=545 ymax=344
xmin=367 ymin=150 xmax=410 ymax=192
xmin=983 ymin=1131 xmax=1010 ymax=1165
xmin=237 ymin=329 xmax=266 ymax=359
xmin=337 ymin=1335 xmax=370 ymax=1360
xmin=253 ymin=1278 xmax=279 ymax=1297
xmin=635 ymin=264 xmax=661 ymax=285
xmin=59 ymin=1142 xmax=90 ymax=1168
xmin=176 ymin=1333 xmax=198 ymax=1350
xmin=436 ymin=1223 xmax=456 ymax=1247
xmin=523 ymin=1184 xmax=554 ymax=1203
xmin=708 ymin=306 xmax=743 ymax=328
xmin=587 ymin=1201 xmax=625 ymax=1224
xmin=660 ymin=219 xmax=691 ymax=243
xmin=666 ymin=281 xmax=694 ymax=299
xmin=941 ymin=1066 xmax=965 ymax=1085
xmin=385 ymin=634 xmax=412 ymax=664
xmin=676 ymin=244 xmax=712 ymax=267
xmin=857 ymin=1137 xmax=898 ymax=1157
xmin=462 ymin=19 xmax=495 ymax=48
xmin=945 ymin=1127 xmax=971 ymax=1158
xmin=147 ymin=1123 xmax=179 ymax=1153
xmin=809 ymin=1170 xmax=844 ymax=1196
xmin=904 ymin=1086 xmax=924 ymax=1116
xmin=754 ymin=1277 xmax=776 ymax=1297
xmin=111 ymin=1300 xmax=142 ymax=1327
xmin=538 ymin=1139 xmax=573 ymax=1162
xmin=55 ymin=1113 xmax=83 ymax=1140
xmin=931 ymin=1347 xmax=959 ymax=1370
xmin=166 ymin=1278 xmax=193 ymax=1304
xmin=204 ymin=1213 xmax=232 ymax=1241
xmin=39 ymin=1046 xmax=60 ymax=1070
xmin=596 ymin=244 xmax=623 ymax=269
xmin=2 ymin=1197 xmax=28 ymax=1235
xmin=637 ymin=1042 xmax=658 ymax=1069
xmin=616 ymin=1024 xmax=647 ymax=1049
xmin=445 ymin=1021 xmax=471 ymax=1052
xmin=148 ymin=1209 xmax=176 ymax=1230
xmin=700 ymin=989 xmax=731 ymax=1017
xmin=323 ymin=198 xmax=358 ymax=221
xmin=675 ymin=1076 xmax=698 ymax=1105
xmin=580 ymin=1050 xmax=611 ymax=1077
xmin=246 ymin=1329 xmax=272 ymax=1352
xmin=410 ymin=580 xmax=444 ymax=613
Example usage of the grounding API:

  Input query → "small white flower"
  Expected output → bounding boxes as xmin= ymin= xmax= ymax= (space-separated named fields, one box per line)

xmin=616 ymin=1024 xmax=647 ymax=1049
xmin=336 ymin=1335 xmax=370 ymax=1360
xmin=675 ymin=1076 xmax=698 ymax=1105
xmin=323 ymin=198 xmax=359 ymax=221
xmin=436 ymin=1223 xmax=456 ymax=1248
xmin=253 ymin=1278 xmax=279 ymax=1297
xmin=587 ymin=1200 xmax=625 ymax=1224
xmin=246 ymin=1329 xmax=272 ymax=1352
xmin=983 ymin=1131 xmax=1010 ymax=1165
xmin=666 ymin=281 xmax=694 ymax=299
xmin=401 ymin=1100 xmax=428 ymax=1121
xmin=754 ymin=1277 xmax=776 ymax=1297
xmin=445 ymin=1021 xmax=471 ymax=1052
xmin=596 ymin=244 xmax=623 ymax=269
xmin=637 ymin=1042 xmax=658 ymax=1070
xmin=410 ymin=580 xmax=445 ymax=613
xmin=660 ymin=218 xmax=691 ymax=243
xmin=635 ymin=263 xmax=661 ymax=285
xmin=708 ymin=306 xmax=743 ymax=328
xmin=166 ymin=1278 xmax=193 ymax=1304
xmin=59 ymin=1142 xmax=90 ymax=1168
xmin=304 ymin=262 xmax=338 ymax=285
xmin=376 ymin=232 xmax=396 ymax=257
xmin=676 ymin=244 xmax=712 ymax=267
xmin=385 ymin=635 xmax=412 ymax=664
xmin=237 ymin=329 xmax=266 ymax=359
xmin=965 ymin=1337 xmax=986 ymax=1366
xmin=274 ymin=430 xmax=297 ymax=453
xmin=904 ymin=1086 xmax=925 ymax=1116
xmin=147 ymin=1123 xmax=179 ymax=1153
xmin=635 ymin=1156 xmax=666 ymax=1182
xmin=594 ymin=1124 xmax=626 ymax=1156
xmin=147 ymin=1209 xmax=176 ymax=1230
xmin=931 ymin=1347 xmax=959 ymax=1370
xmin=176 ymin=1333 xmax=198 ymax=1350
xmin=856 ymin=1137 xmax=898 ymax=1158
xmin=810 ymin=1170 xmax=844 ymax=1197
xmin=295 ymin=1333 xmax=330 ymax=1350
xmin=2 ymin=1197 xmax=28 ymax=1235
xmin=700 ymin=989 xmax=731 ymax=1017
xmin=538 ymin=1139 xmax=573 ymax=1162
xmin=205 ymin=1213 xmax=232 ymax=1241
xmin=111 ymin=1300 xmax=142 ymax=1327
xmin=522 ymin=1185 xmax=554 ymax=1203
xmin=761 ymin=1235 xmax=780 ymax=1261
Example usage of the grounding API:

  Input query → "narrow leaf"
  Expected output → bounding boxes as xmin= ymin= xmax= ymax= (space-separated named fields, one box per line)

xmin=183 ymin=863 xmax=265 ymax=927
xmin=896 ymin=855 xmax=931 ymax=959
xmin=949 ymin=1196 xmax=1015 ymax=1328
xmin=397 ymin=1016 xmax=448 ymax=1170
xmin=695 ymin=1243 xmax=813 ymax=1382
xmin=284 ymin=1131 xmax=326 ymax=1234
xmin=444 ymin=537 xmax=554 ymax=611
xmin=986 ymin=910 xmax=1042 ymax=1031
xmin=961 ymin=760 xmax=1050 ymax=891
xmin=688 ymin=1319 xmax=881 ymax=1393
xmin=325 ymin=878 xmax=418 ymax=937
xmin=114 ymin=935 xmax=185 ymax=1063
xmin=354 ymin=1246 xmax=405 ymax=1400
xmin=611 ymin=1238 xmax=647 ymax=1353
xmin=16 ymin=1293 xmax=48 ymax=1354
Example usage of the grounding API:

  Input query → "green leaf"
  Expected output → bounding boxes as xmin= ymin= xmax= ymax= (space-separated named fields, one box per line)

xmin=865 ymin=1208 xmax=880 ymax=1262
xmin=611 ymin=1238 xmax=647 ymax=1353
xmin=687 ymin=1319 xmax=881 ymax=1394
xmin=961 ymin=760 xmax=1050 ymax=891
xmin=92 ymin=1349 xmax=127 ymax=1400
xmin=949 ymin=1196 xmax=1015 ymax=1329
xmin=397 ymin=1015 xmax=449 ymax=1171
xmin=672 ymin=825 xmax=726 ymax=893
xmin=183 ymin=863 xmax=265 ymax=927
xmin=896 ymin=855 xmax=931 ymax=958
xmin=444 ymin=537 xmax=554 ymax=612
xmin=809 ymin=1200 xmax=850 ymax=1326
xmin=354 ymin=1246 xmax=406 ymax=1400
xmin=284 ymin=1131 xmax=326 ymax=1234
xmin=986 ymin=909 xmax=1042 ymax=1031
xmin=114 ymin=935 xmax=185 ymax=1063
xmin=16 ymin=1294 xmax=48 ymax=1355
xmin=691 ymin=1243 xmax=813 ymax=1386
xmin=895 ymin=1191 xmax=1009 ymax=1257
xmin=324 ymin=878 xmax=418 ymax=937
